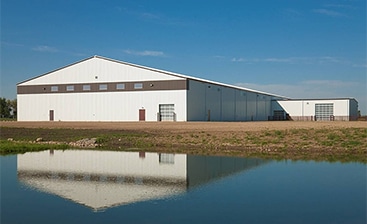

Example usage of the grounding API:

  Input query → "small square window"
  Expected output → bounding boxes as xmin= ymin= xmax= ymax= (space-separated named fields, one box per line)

xmin=99 ymin=84 xmax=107 ymax=90
xmin=134 ymin=83 xmax=143 ymax=89
xmin=51 ymin=86 xmax=58 ymax=92
xmin=83 ymin=85 xmax=91 ymax=91
xmin=66 ymin=85 xmax=74 ymax=91
xmin=116 ymin=83 xmax=125 ymax=90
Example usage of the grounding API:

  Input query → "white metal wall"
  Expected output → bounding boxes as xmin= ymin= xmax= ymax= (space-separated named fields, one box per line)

xmin=17 ymin=56 xmax=189 ymax=122
xmin=18 ymin=90 xmax=187 ymax=121
xmin=274 ymin=99 xmax=353 ymax=120
xmin=19 ymin=57 xmax=182 ymax=86
xmin=186 ymin=80 xmax=273 ymax=121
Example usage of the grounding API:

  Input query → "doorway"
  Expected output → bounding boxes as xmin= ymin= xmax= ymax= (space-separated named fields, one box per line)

xmin=315 ymin=103 xmax=334 ymax=121
xmin=49 ymin=110 xmax=54 ymax=121
xmin=159 ymin=104 xmax=175 ymax=121
xmin=139 ymin=109 xmax=146 ymax=121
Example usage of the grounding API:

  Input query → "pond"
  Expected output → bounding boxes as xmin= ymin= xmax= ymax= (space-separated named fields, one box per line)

xmin=1 ymin=150 xmax=366 ymax=224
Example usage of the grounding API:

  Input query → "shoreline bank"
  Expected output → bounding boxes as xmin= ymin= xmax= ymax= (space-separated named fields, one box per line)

xmin=1 ymin=121 xmax=366 ymax=163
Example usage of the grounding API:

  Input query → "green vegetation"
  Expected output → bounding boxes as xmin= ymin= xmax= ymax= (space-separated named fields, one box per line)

xmin=0 ymin=126 xmax=366 ymax=163
xmin=0 ymin=140 xmax=68 ymax=155
xmin=0 ymin=98 xmax=17 ymax=119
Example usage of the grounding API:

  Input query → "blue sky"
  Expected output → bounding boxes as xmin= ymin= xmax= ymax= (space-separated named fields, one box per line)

xmin=1 ymin=0 xmax=366 ymax=114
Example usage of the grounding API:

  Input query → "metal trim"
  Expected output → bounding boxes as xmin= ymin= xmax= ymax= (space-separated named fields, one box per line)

xmin=17 ymin=80 xmax=187 ymax=94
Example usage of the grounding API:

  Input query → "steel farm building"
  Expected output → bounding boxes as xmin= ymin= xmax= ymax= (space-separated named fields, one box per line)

xmin=17 ymin=55 xmax=358 ymax=122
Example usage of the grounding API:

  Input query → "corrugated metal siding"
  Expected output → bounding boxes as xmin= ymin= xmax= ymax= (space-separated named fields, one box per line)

xmin=18 ymin=90 xmax=187 ymax=121
xmin=349 ymin=99 xmax=358 ymax=120
xmin=235 ymin=91 xmax=247 ymax=120
xmin=246 ymin=92 xmax=256 ymax=121
xmin=221 ymin=87 xmax=235 ymax=121
xmin=186 ymin=80 xmax=274 ymax=121
xmin=186 ymin=81 xmax=206 ymax=121
xmin=19 ymin=57 xmax=185 ymax=86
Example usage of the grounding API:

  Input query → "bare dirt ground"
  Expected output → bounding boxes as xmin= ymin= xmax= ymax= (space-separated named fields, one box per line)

xmin=1 ymin=121 xmax=366 ymax=133
xmin=1 ymin=121 xmax=366 ymax=162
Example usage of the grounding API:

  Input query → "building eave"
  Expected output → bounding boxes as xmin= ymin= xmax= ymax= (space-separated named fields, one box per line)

xmin=95 ymin=56 xmax=289 ymax=99
xmin=17 ymin=56 xmax=96 ymax=86
xmin=17 ymin=55 xmax=289 ymax=99
xmin=276 ymin=97 xmax=357 ymax=102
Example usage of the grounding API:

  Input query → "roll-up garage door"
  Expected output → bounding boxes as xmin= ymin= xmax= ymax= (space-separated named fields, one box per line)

xmin=159 ymin=104 xmax=175 ymax=121
xmin=315 ymin=103 xmax=334 ymax=121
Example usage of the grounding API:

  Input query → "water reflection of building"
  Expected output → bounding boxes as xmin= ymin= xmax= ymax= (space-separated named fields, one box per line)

xmin=17 ymin=150 xmax=267 ymax=211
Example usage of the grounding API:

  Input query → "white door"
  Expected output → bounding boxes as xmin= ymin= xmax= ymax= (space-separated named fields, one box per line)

xmin=159 ymin=104 xmax=175 ymax=121
xmin=315 ymin=103 xmax=334 ymax=121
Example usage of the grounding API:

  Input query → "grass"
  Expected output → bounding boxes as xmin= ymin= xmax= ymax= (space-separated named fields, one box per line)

xmin=0 ymin=118 xmax=17 ymax=121
xmin=0 ymin=140 xmax=68 ymax=155
xmin=0 ymin=126 xmax=366 ymax=163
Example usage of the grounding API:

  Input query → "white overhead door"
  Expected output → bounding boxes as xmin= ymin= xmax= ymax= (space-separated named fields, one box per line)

xmin=315 ymin=103 xmax=334 ymax=121
xmin=159 ymin=104 xmax=175 ymax=121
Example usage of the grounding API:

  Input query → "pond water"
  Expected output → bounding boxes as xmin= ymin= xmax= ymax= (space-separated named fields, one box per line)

xmin=1 ymin=150 xmax=366 ymax=224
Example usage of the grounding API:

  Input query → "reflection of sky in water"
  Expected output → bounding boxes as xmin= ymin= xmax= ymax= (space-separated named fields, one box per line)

xmin=17 ymin=150 xmax=267 ymax=211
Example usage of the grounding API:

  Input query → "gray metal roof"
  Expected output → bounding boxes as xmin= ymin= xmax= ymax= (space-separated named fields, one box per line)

xmin=276 ymin=98 xmax=357 ymax=102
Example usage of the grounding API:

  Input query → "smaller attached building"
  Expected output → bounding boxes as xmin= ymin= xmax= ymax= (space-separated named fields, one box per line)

xmin=272 ymin=98 xmax=358 ymax=121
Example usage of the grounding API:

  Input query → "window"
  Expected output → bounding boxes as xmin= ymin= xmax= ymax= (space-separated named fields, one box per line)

xmin=116 ymin=83 xmax=125 ymax=90
xmin=159 ymin=153 xmax=175 ymax=164
xmin=51 ymin=86 xmax=58 ymax=92
xmin=134 ymin=83 xmax=143 ymax=89
xmin=99 ymin=84 xmax=107 ymax=90
xmin=66 ymin=85 xmax=74 ymax=91
xmin=83 ymin=85 xmax=91 ymax=91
